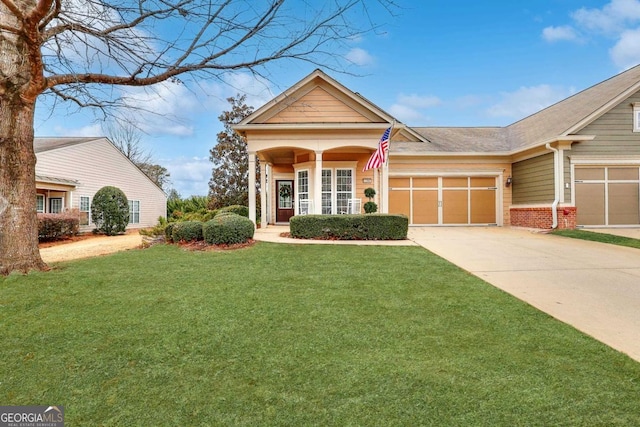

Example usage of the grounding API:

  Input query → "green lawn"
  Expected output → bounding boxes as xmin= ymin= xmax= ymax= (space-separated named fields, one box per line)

xmin=1 ymin=243 xmax=639 ymax=426
xmin=552 ymin=229 xmax=640 ymax=249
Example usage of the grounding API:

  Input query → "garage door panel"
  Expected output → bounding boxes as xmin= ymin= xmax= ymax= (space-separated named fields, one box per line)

xmin=576 ymin=182 xmax=605 ymax=226
xmin=443 ymin=190 xmax=468 ymax=224
xmin=389 ymin=190 xmax=410 ymax=218
xmin=609 ymin=183 xmax=640 ymax=225
xmin=413 ymin=190 xmax=438 ymax=224
xmin=470 ymin=190 xmax=496 ymax=224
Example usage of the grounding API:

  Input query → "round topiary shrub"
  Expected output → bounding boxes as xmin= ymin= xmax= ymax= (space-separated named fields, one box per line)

xmin=171 ymin=221 xmax=203 ymax=242
xmin=91 ymin=186 xmax=130 ymax=235
xmin=203 ymin=213 xmax=254 ymax=245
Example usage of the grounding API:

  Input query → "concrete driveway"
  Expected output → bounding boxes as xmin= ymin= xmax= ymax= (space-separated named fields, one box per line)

xmin=409 ymin=227 xmax=640 ymax=362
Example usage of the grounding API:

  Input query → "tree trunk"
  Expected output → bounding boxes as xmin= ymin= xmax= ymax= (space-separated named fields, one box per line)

xmin=0 ymin=98 xmax=47 ymax=274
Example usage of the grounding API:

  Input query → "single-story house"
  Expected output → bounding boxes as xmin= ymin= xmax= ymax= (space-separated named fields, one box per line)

xmin=35 ymin=137 xmax=167 ymax=230
xmin=234 ymin=67 xmax=640 ymax=229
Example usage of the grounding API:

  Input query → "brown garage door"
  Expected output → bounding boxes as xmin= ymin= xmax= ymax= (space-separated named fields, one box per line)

xmin=575 ymin=166 xmax=640 ymax=226
xmin=389 ymin=176 xmax=497 ymax=225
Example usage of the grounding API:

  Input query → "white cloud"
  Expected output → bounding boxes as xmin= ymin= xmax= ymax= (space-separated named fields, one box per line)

xmin=345 ymin=48 xmax=375 ymax=66
xmin=396 ymin=93 xmax=442 ymax=109
xmin=610 ymin=28 xmax=640 ymax=68
xmin=572 ymin=0 xmax=640 ymax=34
xmin=388 ymin=93 xmax=441 ymax=124
xmin=121 ymin=81 xmax=198 ymax=136
xmin=53 ymin=123 xmax=103 ymax=137
xmin=486 ymin=85 xmax=574 ymax=119
xmin=163 ymin=156 xmax=212 ymax=197
xmin=542 ymin=25 xmax=581 ymax=42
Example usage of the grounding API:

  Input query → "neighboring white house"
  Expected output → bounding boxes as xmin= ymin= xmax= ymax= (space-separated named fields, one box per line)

xmin=35 ymin=137 xmax=167 ymax=230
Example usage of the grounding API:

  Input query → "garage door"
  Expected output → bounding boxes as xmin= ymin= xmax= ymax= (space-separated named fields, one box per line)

xmin=575 ymin=166 xmax=640 ymax=226
xmin=389 ymin=176 xmax=497 ymax=225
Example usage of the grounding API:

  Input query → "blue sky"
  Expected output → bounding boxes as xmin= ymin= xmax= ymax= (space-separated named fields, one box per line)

xmin=34 ymin=0 xmax=640 ymax=197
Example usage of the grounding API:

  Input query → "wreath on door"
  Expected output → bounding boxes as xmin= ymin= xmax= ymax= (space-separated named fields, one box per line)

xmin=279 ymin=184 xmax=292 ymax=199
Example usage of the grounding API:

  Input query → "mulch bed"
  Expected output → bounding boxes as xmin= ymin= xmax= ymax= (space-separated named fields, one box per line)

xmin=177 ymin=239 xmax=257 ymax=252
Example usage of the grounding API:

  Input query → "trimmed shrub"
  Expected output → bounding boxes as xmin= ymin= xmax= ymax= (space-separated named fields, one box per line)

xmin=217 ymin=205 xmax=249 ymax=218
xmin=38 ymin=212 xmax=80 ymax=241
xmin=91 ymin=186 xmax=129 ymax=235
xmin=289 ymin=214 xmax=408 ymax=240
xmin=171 ymin=221 xmax=203 ymax=242
xmin=203 ymin=213 xmax=254 ymax=245
xmin=364 ymin=201 xmax=378 ymax=214
xmin=164 ymin=222 xmax=176 ymax=242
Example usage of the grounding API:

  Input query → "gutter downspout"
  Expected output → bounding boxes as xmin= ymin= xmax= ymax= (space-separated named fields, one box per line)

xmin=546 ymin=143 xmax=560 ymax=229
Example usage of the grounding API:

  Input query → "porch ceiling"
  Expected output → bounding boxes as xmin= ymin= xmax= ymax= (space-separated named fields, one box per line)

xmin=258 ymin=146 xmax=371 ymax=164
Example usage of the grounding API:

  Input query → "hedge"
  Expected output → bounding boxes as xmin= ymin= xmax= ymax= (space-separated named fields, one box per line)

xmin=289 ymin=214 xmax=408 ymax=240
xmin=38 ymin=212 xmax=80 ymax=241
xmin=171 ymin=221 xmax=203 ymax=242
xmin=203 ymin=213 xmax=254 ymax=245
xmin=217 ymin=205 xmax=249 ymax=218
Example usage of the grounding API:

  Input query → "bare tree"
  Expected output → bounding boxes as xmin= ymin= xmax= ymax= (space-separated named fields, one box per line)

xmin=105 ymin=122 xmax=152 ymax=166
xmin=0 ymin=0 xmax=396 ymax=274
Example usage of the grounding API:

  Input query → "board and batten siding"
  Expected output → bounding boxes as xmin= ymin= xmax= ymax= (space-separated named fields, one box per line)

xmin=511 ymin=153 xmax=555 ymax=204
xmin=574 ymin=91 xmax=640 ymax=156
xmin=36 ymin=139 xmax=167 ymax=229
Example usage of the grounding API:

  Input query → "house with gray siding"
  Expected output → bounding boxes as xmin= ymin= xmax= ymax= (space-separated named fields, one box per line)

xmin=35 ymin=137 xmax=167 ymax=231
xmin=234 ymin=66 xmax=640 ymax=229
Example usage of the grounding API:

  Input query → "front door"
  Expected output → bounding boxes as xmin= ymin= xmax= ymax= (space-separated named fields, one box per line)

xmin=276 ymin=180 xmax=294 ymax=223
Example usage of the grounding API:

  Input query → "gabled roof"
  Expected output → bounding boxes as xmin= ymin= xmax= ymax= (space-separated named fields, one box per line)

xmin=34 ymin=137 xmax=104 ymax=153
xmin=506 ymin=63 xmax=640 ymax=150
xmin=235 ymin=69 xmax=429 ymax=143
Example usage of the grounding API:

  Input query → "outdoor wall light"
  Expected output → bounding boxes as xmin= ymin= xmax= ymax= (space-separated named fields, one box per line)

xmin=505 ymin=176 xmax=513 ymax=187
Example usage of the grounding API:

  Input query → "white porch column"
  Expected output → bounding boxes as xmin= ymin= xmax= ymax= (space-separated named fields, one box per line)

xmin=381 ymin=163 xmax=389 ymax=213
xmin=248 ymin=151 xmax=257 ymax=226
xmin=260 ymin=160 xmax=268 ymax=226
xmin=314 ymin=151 xmax=323 ymax=214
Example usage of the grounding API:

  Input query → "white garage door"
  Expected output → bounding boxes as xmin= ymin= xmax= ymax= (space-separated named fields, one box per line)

xmin=389 ymin=176 xmax=498 ymax=225
xmin=575 ymin=166 xmax=640 ymax=226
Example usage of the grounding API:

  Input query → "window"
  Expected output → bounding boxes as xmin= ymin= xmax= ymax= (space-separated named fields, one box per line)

xmin=36 ymin=195 xmax=44 ymax=213
xmin=297 ymin=170 xmax=309 ymax=207
xmin=49 ymin=198 xmax=63 ymax=214
xmin=336 ymin=169 xmax=353 ymax=214
xmin=322 ymin=169 xmax=332 ymax=214
xmin=319 ymin=168 xmax=354 ymax=214
xmin=634 ymin=103 xmax=640 ymax=132
xmin=128 ymin=200 xmax=140 ymax=224
xmin=79 ymin=196 xmax=90 ymax=225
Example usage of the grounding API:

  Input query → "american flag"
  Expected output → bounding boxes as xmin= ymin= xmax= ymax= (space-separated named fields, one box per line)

xmin=363 ymin=126 xmax=391 ymax=171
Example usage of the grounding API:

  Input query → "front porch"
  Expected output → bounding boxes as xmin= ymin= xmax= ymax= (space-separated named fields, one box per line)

xmin=248 ymin=146 xmax=390 ymax=226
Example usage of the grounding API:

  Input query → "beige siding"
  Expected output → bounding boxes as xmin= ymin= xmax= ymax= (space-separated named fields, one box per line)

xmin=266 ymin=87 xmax=371 ymax=123
xmin=36 ymin=139 xmax=167 ymax=230
xmin=512 ymin=153 xmax=555 ymax=204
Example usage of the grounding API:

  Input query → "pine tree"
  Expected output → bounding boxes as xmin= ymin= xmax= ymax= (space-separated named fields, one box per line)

xmin=208 ymin=95 xmax=257 ymax=210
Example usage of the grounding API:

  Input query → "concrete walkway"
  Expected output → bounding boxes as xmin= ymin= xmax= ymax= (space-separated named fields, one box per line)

xmin=256 ymin=225 xmax=640 ymax=362
xmin=409 ymin=227 xmax=640 ymax=362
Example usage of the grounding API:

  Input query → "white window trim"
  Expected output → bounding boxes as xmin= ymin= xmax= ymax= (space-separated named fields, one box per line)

xmin=36 ymin=194 xmax=45 ymax=213
xmin=633 ymin=103 xmax=640 ymax=132
xmin=128 ymin=200 xmax=141 ymax=224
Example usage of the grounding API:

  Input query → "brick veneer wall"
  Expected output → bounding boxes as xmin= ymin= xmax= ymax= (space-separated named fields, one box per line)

xmin=510 ymin=206 xmax=576 ymax=230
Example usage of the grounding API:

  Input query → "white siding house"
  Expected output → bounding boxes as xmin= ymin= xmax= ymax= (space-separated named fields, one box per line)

xmin=35 ymin=137 xmax=167 ymax=230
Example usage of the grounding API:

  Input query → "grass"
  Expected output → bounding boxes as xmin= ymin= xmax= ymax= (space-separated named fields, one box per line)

xmin=552 ymin=229 xmax=640 ymax=249
xmin=1 ymin=243 xmax=640 ymax=426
